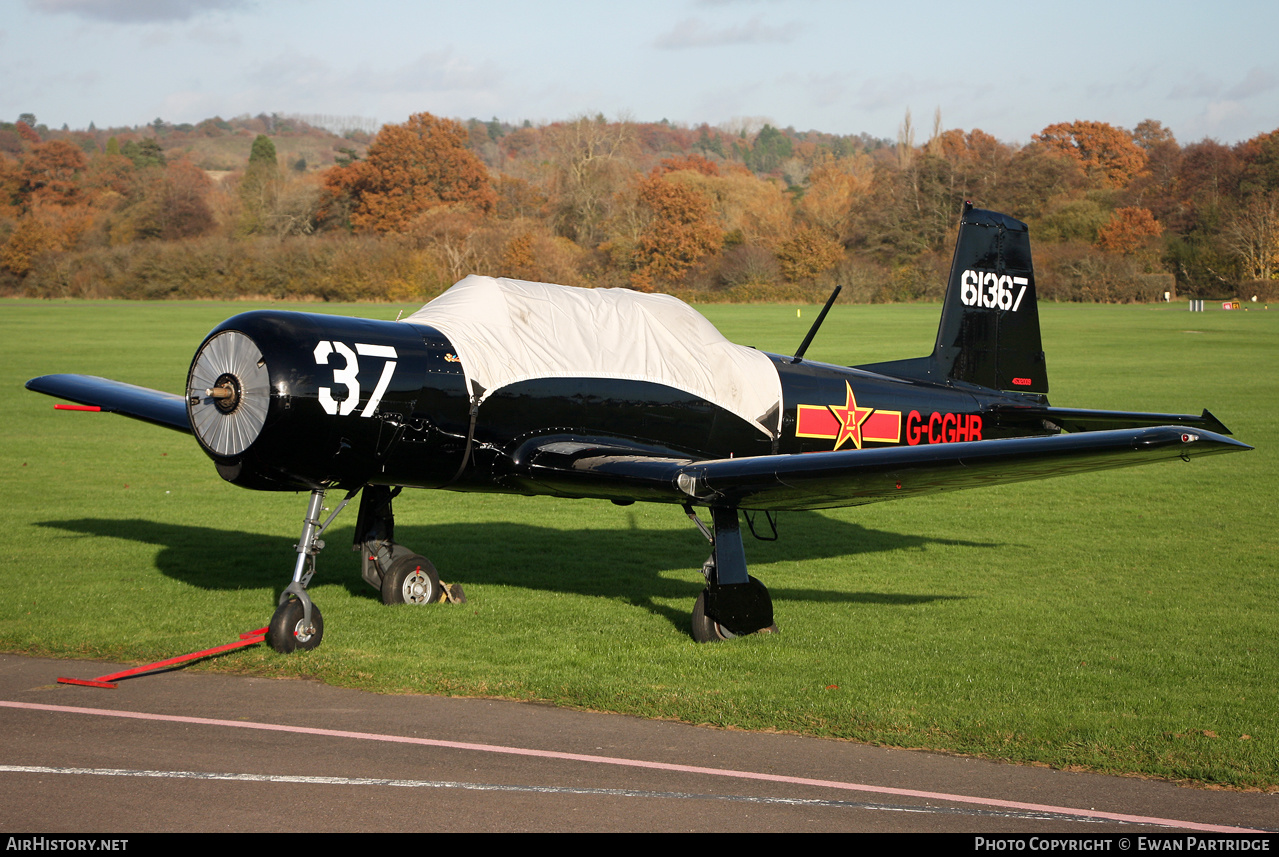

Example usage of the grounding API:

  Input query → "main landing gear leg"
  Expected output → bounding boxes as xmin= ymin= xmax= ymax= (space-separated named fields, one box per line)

xmin=685 ymin=505 xmax=776 ymax=643
xmin=354 ymin=485 xmax=460 ymax=607
xmin=268 ymin=487 xmax=355 ymax=653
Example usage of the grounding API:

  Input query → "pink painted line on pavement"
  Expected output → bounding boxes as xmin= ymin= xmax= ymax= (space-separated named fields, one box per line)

xmin=0 ymin=699 xmax=1260 ymax=833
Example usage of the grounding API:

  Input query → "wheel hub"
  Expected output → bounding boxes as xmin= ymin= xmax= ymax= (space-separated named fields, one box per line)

xmin=402 ymin=570 xmax=432 ymax=603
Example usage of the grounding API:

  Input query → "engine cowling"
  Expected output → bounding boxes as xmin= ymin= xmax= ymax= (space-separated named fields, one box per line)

xmin=186 ymin=310 xmax=468 ymax=491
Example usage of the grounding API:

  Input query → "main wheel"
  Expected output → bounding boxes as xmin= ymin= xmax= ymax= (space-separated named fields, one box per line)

xmin=690 ymin=590 xmax=737 ymax=643
xmin=381 ymin=554 xmax=440 ymax=606
xmin=267 ymin=598 xmax=324 ymax=653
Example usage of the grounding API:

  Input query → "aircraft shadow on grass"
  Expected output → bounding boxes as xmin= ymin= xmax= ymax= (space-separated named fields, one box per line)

xmin=38 ymin=513 xmax=986 ymax=632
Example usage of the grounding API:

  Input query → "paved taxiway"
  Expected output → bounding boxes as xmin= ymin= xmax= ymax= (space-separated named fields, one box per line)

xmin=0 ymin=654 xmax=1274 ymax=833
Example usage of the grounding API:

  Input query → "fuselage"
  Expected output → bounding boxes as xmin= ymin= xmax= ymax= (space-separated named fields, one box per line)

xmin=189 ymin=310 xmax=1053 ymax=503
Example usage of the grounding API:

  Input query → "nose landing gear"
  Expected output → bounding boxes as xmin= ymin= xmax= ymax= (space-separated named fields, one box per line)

xmin=264 ymin=484 xmax=459 ymax=654
xmin=266 ymin=488 xmax=351 ymax=653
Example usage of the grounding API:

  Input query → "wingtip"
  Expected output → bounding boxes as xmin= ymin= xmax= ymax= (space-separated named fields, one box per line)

xmin=1181 ymin=428 xmax=1252 ymax=453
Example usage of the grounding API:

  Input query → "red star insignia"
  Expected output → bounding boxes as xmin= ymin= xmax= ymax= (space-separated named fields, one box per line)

xmin=826 ymin=381 xmax=875 ymax=450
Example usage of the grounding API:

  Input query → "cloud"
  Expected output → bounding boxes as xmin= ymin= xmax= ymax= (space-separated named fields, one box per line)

xmin=655 ymin=15 xmax=800 ymax=49
xmin=1226 ymin=66 xmax=1278 ymax=100
xmin=28 ymin=0 xmax=250 ymax=24
xmin=249 ymin=48 xmax=503 ymax=102
xmin=849 ymin=73 xmax=938 ymax=114
xmin=1169 ymin=75 xmax=1222 ymax=101
xmin=196 ymin=48 xmax=511 ymax=126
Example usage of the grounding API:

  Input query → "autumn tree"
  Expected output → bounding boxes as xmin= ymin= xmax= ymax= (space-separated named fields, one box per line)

xmin=15 ymin=121 xmax=40 ymax=145
xmin=995 ymin=145 xmax=1087 ymax=220
xmin=1096 ymin=207 xmax=1163 ymax=254
xmin=1127 ymin=120 xmax=1181 ymax=218
xmin=494 ymin=174 xmax=548 ymax=220
xmin=115 ymin=157 xmax=214 ymax=241
xmin=19 ymin=140 xmax=88 ymax=208
xmin=0 ymin=156 xmax=21 ymax=219
xmin=84 ymin=151 xmax=137 ymax=201
xmin=1 ymin=215 xmax=59 ymax=275
xmin=545 ymin=115 xmax=634 ymax=246
xmin=325 ymin=112 xmax=496 ymax=235
xmin=500 ymin=232 xmax=539 ymax=281
xmin=1033 ymin=121 xmax=1148 ymax=188
xmin=631 ymin=171 xmax=722 ymax=289
xmin=797 ymin=154 xmax=873 ymax=245
xmin=933 ymin=128 xmax=1014 ymax=208
xmin=1225 ymin=192 xmax=1279 ymax=281
xmin=408 ymin=205 xmax=488 ymax=284
xmin=664 ymin=166 xmax=791 ymax=249
xmin=775 ymin=225 xmax=843 ymax=281
xmin=652 ymin=153 xmax=720 ymax=177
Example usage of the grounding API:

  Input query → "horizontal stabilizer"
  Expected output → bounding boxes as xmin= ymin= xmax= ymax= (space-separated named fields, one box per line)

xmin=27 ymin=374 xmax=191 ymax=433
xmin=985 ymin=405 xmax=1232 ymax=435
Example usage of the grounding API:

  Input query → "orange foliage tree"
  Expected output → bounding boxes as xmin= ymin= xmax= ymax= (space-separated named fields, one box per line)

xmin=1096 ymin=207 xmax=1163 ymax=254
xmin=20 ymin=140 xmax=88 ymax=208
xmin=776 ymin=225 xmax=844 ymax=281
xmin=1033 ymin=121 xmax=1148 ymax=188
xmin=798 ymin=155 xmax=873 ymax=244
xmin=325 ymin=113 xmax=496 ymax=235
xmin=632 ymin=172 xmax=722 ymax=289
xmin=14 ymin=121 xmax=40 ymax=146
xmin=652 ymin=153 xmax=720 ymax=177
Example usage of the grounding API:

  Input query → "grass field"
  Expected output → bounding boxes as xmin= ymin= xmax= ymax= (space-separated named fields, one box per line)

xmin=1 ymin=298 xmax=1275 ymax=789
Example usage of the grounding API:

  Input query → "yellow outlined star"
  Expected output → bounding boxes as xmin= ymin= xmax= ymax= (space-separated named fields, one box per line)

xmin=825 ymin=381 xmax=875 ymax=450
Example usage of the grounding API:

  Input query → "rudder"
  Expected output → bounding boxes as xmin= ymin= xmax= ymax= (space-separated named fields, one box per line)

xmin=859 ymin=202 xmax=1048 ymax=394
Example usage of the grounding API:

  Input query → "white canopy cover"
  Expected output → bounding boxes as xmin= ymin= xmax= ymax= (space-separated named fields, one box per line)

xmin=402 ymin=276 xmax=782 ymax=436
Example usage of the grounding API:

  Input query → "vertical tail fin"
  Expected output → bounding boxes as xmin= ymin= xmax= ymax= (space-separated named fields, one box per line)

xmin=858 ymin=203 xmax=1048 ymax=394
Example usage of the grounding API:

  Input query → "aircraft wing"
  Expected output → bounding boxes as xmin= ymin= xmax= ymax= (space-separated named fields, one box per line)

xmin=514 ymin=427 xmax=1250 ymax=512
xmin=26 ymin=374 xmax=191 ymax=433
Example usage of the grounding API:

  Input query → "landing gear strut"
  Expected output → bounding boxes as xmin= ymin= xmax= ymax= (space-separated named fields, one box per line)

xmin=265 ymin=484 xmax=458 ymax=654
xmin=267 ymin=487 xmax=353 ymax=653
xmin=685 ymin=505 xmax=776 ymax=643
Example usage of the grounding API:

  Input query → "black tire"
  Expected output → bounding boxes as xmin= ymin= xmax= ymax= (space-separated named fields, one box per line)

xmin=267 ymin=598 xmax=324 ymax=653
xmin=381 ymin=554 xmax=440 ymax=606
xmin=690 ymin=590 xmax=737 ymax=643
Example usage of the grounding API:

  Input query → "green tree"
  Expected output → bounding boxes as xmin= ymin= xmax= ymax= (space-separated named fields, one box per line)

xmin=239 ymin=134 xmax=280 ymax=235
xmin=745 ymin=125 xmax=792 ymax=174
xmin=121 ymin=139 xmax=165 ymax=169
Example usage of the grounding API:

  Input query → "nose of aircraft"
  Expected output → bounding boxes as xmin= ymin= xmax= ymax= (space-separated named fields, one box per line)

xmin=187 ymin=329 xmax=271 ymax=457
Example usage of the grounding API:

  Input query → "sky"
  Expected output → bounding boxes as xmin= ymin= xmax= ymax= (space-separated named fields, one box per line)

xmin=3 ymin=0 xmax=1277 ymax=146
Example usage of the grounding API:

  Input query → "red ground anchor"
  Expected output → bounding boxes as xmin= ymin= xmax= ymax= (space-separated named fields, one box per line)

xmin=56 ymin=627 xmax=268 ymax=688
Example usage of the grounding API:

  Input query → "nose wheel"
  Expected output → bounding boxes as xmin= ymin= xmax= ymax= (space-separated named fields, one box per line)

xmin=268 ymin=598 xmax=324 ymax=652
xmin=265 ymin=487 xmax=353 ymax=654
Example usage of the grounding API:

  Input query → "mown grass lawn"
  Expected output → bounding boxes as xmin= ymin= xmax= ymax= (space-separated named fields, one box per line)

xmin=1 ymin=297 xmax=1274 ymax=789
